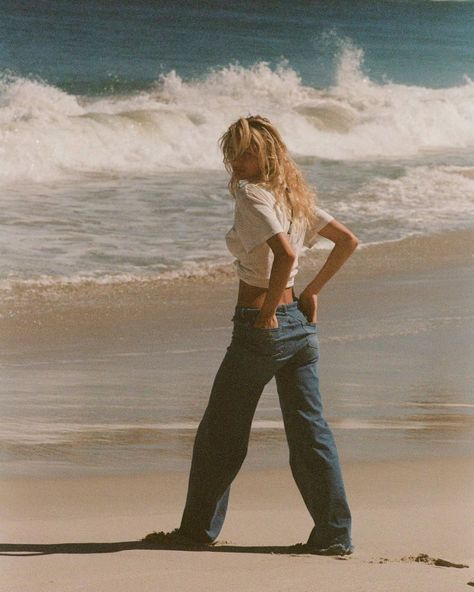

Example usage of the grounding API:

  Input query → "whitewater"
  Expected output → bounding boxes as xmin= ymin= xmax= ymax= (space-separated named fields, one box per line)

xmin=2 ymin=45 xmax=474 ymax=183
xmin=1 ymin=44 xmax=473 ymax=295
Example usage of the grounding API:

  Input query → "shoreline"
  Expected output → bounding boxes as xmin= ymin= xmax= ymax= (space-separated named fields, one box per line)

xmin=0 ymin=227 xmax=473 ymax=478
xmin=1 ymin=228 xmax=473 ymax=327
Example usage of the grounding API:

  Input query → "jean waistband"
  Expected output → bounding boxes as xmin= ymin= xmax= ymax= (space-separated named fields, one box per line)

xmin=234 ymin=300 xmax=299 ymax=318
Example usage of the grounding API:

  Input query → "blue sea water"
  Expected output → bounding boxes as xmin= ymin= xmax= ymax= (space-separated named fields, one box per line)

xmin=2 ymin=0 xmax=474 ymax=93
xmin=1 ymin=0 xmax=473 ymax=287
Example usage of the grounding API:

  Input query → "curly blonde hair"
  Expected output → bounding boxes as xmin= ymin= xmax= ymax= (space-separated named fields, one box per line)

xmin=218 ymin=115 xmax=318 ymax=225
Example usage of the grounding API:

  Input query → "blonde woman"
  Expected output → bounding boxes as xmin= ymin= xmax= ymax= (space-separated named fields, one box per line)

xmin=144 ymin=115 xmax=358 ymax=555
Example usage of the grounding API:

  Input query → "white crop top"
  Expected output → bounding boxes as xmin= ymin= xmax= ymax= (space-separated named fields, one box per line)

xmin=225 ymin=181 xmax=334 ymax=288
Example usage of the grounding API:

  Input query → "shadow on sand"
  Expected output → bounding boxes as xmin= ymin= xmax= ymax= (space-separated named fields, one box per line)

xmin=0 ymin=541 xmax=315 ymax=557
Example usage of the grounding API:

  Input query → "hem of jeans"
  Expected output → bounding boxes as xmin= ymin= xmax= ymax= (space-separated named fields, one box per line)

xmin=178 ymin=528 xmax=216 ymax=545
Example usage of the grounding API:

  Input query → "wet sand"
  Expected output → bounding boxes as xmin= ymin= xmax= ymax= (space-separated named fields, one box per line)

xmin=1 ymin=230 xmax=473 ymax=476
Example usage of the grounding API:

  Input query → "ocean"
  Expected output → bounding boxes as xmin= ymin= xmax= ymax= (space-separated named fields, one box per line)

xmin=1 ymin=0 xmax=473 ymax=477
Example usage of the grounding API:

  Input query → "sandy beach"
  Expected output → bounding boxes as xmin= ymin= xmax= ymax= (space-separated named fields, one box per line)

xmin=1 ymin=458 xmax=473 ymax=592
xmin=1 ymin=229 xmax=473 ymax=591
xmin=2 ymin=2 xmax=474 ymax=589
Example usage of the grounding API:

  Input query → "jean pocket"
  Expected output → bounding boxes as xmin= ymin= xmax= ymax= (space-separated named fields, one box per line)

xmin=253 ymin=324 xmax=280 ymax=333
xmin=302 ymin=321 xmax=318 ymax=337
xmin=233 ymin=318 xmax=280 ymax=336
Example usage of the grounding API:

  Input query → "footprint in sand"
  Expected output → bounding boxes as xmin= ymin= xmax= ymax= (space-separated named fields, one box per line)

xmin=372 ymin=553 xmax=469 ymax=569
xmin=402 ymin=553 xmax=469 ymax=569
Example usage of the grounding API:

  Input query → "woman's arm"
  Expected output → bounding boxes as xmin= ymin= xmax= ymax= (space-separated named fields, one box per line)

xmin=254 ymin=233 xmax=296 ymax=328
xmin=299 ymin=220 xmax=359 ymax=323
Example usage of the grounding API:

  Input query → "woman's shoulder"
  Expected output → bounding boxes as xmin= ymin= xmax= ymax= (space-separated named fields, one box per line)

xmin=237 ymin=181 xmax=276 ymax=204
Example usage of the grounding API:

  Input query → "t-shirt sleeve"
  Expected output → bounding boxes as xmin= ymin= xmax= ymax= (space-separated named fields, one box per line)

xmin=234 ymin=184 xmax=285 ymax=252
xmin=303 ymin=206 xmax=334 ymax=248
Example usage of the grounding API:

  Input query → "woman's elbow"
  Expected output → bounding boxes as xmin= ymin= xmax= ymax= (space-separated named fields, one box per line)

xmin=338 ymin=231 xmax=359 ymax=252
xmin=283 ymin=249 xmax=297 ymax=263
xmin=274 ymin=247 xmax=297 ymax=263
xmin=349 ymin=233 xmax=359 ymax=251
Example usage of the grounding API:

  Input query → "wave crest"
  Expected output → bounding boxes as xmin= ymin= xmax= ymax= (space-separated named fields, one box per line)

xmin=1 ymin=41 xmax=474 ymax=183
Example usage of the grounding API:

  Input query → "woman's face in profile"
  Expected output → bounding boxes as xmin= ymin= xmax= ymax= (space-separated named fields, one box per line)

xmin=230 ymin=151 xmax=261 ymax=182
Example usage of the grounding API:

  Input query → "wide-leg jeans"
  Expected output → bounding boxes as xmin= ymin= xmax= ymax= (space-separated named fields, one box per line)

xmin=179 ymin=300 xmax=352 ymax=548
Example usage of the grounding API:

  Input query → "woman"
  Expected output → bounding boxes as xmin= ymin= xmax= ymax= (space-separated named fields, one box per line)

xmin=144 ymin=115 xmax=358 ymax=555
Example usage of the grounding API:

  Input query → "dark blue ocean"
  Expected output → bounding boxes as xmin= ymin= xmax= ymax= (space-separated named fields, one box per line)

xmin=3 ymin=0 xmax=474 ymax=93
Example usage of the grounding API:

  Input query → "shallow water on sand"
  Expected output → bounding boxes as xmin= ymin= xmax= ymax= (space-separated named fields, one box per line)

xmin=1 ymin=233 xmax=473 ymax=477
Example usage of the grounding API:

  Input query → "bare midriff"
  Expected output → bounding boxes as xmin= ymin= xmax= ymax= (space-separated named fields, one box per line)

xmin=236 ymin=280 xmax=295 ymax=308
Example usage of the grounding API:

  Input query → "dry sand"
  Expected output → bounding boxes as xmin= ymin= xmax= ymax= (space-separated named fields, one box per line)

xmin=1 ymin=457 xmax=473 ymax=591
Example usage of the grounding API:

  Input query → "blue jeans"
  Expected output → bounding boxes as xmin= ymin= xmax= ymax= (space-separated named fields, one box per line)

xmin=179 ymin=300 xmax=352 ymax=548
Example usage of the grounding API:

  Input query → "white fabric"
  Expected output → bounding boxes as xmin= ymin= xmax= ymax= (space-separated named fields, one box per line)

xmin=225 ymin=181 xmax=334 ymax=288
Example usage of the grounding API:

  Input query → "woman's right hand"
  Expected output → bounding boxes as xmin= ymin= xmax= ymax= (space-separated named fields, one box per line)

xmin=298 ymin=291 xmax=318 ymax=323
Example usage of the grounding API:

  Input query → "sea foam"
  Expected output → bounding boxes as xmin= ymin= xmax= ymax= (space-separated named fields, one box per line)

xmin=1 ymin=42 xmax=473 ymax=184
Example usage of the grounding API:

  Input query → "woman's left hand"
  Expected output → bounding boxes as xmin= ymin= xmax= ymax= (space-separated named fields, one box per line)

xmin=253 ymin=312 xmax=279 ymax=329
xmin=298 ymin=291 xmax=318 ymax=323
